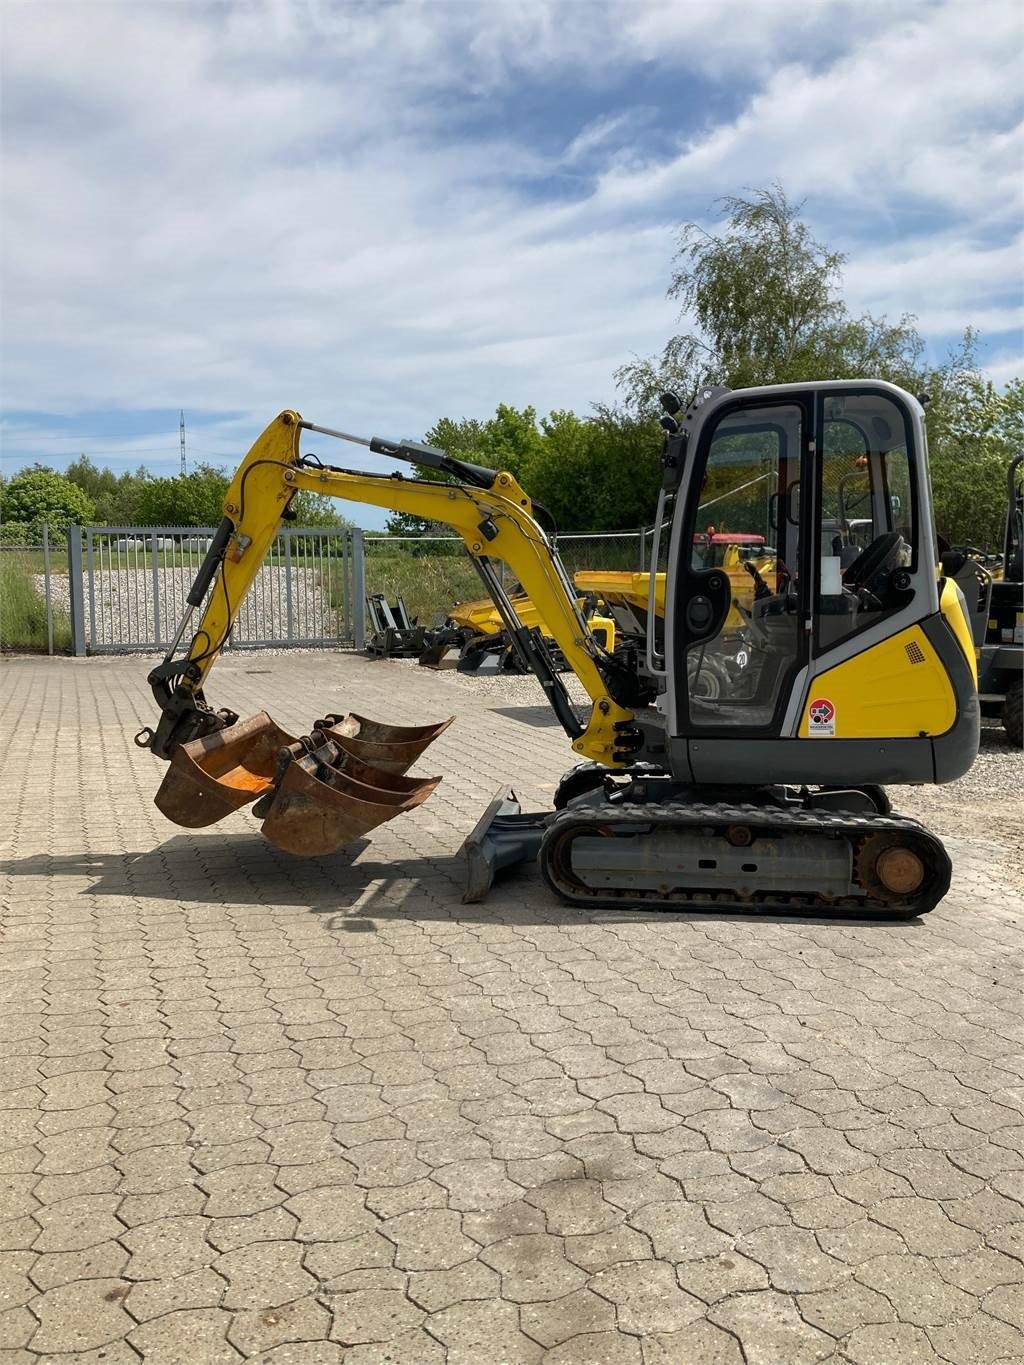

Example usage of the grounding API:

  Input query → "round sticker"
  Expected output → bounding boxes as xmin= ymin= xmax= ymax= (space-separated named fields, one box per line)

xmin=808 ymin=697 xmax=836 ymax=736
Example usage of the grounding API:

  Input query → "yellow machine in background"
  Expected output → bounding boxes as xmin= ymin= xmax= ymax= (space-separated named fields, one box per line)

xmin=443 ymin=591 xmax=616 ymax=666
xmin=140 ymin=381 xmax=979 ymax=918
xmin=576 ymin=536 xmax=776 ymax=639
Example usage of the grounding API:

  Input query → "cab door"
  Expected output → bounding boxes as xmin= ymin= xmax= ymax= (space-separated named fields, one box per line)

xmin=667 ymin=395 xmax=810 ymax=739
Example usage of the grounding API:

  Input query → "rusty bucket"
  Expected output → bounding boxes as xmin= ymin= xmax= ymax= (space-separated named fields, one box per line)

xmin=154 ymin=710 xmax=452 ymax=857
xmin=317 ymin=713 xmax=454 ymax=775
xmin=259 ymin=732 xmax=441 ymax=856
xmin=154 ymin=712 xmax=296 ymax=828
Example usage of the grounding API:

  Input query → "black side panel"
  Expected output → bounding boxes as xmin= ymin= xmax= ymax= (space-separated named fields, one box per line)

xmin=921 ymin=614 xmax=981 ymax=783
xmin=678 ymin=735 xmax=935 ymax=786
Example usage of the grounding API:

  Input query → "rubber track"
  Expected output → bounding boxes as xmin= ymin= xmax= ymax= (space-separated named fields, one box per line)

xmin=539 ymin=799 xmax=952 ymax=920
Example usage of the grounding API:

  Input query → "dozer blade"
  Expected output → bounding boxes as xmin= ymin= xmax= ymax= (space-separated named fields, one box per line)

xmin=154 ymin=712 xmax=296 ymax=828
xmin=459 ymin=788 xmax=549 ymax=903
xmin=317 ymin=713 xmax=454 ymax=774
xmin=259 ymin=734 xmax=441 ymax=856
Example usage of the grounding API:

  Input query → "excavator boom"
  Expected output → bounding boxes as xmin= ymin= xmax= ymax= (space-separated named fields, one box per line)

xmin=141 ymin=410 xmax=638 ymax=858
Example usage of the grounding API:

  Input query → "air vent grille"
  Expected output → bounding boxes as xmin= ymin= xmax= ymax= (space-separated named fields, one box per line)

xmin=905 ymin=641 xmax=926 ymax=665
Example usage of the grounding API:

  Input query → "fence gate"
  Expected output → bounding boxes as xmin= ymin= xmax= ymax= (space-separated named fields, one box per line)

xmin=68 ymin=525 xmax=365 ymax=656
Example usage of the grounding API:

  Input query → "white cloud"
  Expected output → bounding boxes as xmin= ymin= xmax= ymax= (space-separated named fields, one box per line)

xmin=1 ymin=0 xmax=1020 ymax=506
xmin=590 ymin=1 xmax=1022 ymax=223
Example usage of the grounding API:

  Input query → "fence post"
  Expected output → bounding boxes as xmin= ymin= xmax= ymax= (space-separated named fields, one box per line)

xmin=86 ymin=528 xmax=97 ymax=651
xmin=638 ymin=526 xmax=647 ymax=571
xmin=352 ymin=528 xmax=366 ymax=649
xmin=42 ymin=523 xmax=54 ymax=655
xmin=67 ymin=526 xmax=86 ymax=656
xmin=284 ymin=531 xmax=294 ymax=642
xmin=150 ymin=531 xmax=161 ymax=647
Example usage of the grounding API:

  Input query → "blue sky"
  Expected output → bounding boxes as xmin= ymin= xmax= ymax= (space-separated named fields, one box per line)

xmin=2 ymin=0 xmax=1021 ymax=529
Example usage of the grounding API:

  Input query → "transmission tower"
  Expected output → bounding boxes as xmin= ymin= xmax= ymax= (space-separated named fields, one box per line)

xmin=179 ymin=410 xmax=186 ymax=475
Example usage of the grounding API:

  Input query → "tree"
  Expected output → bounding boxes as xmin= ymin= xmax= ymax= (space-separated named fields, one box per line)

xmin=617 ymin=184 xmax=923 ymax=409
xmin=385 ymin=405 xmax=546 ymax=536
xmin=64 ymin=456 xmax=151 ymax=524
xmin=0 ymin=468 xmax=95 ymax=543
xmin=616 ymin=184 xmax=1020 ymax=546
xmin=135 ymin=464 xmax=230 ymax=526
xmin=925 ymin=336 xmax=1024 ymax=547
xmin=522 ymin=407 xmax=662 ymax=532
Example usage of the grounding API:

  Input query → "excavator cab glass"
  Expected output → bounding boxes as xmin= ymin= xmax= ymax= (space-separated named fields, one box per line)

xmin=668 ymin=384 xmax=928 ymax=739
xmin=677 ymin=398 xmax=805 ymax=728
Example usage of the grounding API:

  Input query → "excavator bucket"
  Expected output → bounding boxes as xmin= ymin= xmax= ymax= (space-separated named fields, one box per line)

xmin=154 ymin=710 xmax=453 ymax=856
xmin=154 ymin=712 xmax=295 ymax=828
xmin=258 ymin=733 xmax=441 ymax=856
xmin=316 ymin=713 xmax=454 ymax=774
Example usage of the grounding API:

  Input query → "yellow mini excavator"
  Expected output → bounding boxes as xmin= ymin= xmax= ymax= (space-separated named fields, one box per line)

xmin=139 ymin=381 xmax=979 ymax=918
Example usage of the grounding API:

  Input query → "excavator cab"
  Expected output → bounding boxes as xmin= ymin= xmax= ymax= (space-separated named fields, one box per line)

xmin=659 ymin=383 xmax=976 ymax=784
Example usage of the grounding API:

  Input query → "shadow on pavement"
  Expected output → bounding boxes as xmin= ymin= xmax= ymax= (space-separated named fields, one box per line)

xmin=490 ymin=705 xmax=561 ymax=728
xmin=1 ymin=834 xmax=918 ymax=931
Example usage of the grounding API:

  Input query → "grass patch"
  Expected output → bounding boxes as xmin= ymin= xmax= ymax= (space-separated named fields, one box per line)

xmin=0 ymin=556 xmax=71 ymax=652
xmin=364 ymin=551 xmax=484 ymax=623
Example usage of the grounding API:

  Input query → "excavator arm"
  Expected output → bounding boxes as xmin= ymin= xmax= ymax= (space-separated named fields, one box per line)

xmin=143 ymin=411 xmax=638 ymax=771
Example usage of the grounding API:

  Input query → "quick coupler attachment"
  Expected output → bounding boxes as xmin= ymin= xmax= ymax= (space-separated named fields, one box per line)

xmin=154 ymin=711 xmax=453 ymax=856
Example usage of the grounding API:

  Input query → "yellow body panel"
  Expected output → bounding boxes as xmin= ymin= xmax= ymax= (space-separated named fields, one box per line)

xmin=939 ymin=576 xmax=979 ymax=684
xmin=448 ymin=594 xmax=615 ymax=652
xmin=576 ymin=570 xmax=667 ymax=615
xmin=798 ymin=624 xmax=957 ymax=739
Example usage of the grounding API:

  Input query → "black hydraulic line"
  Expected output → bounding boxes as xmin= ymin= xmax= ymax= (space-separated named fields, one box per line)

xmin=187 ymin=516 xmax=233 ymax=606
xmin=469 ymin=554 xmax=584 ymax=740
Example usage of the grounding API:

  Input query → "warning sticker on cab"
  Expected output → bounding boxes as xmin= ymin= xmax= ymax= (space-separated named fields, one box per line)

xmin=808 ymin=697 xmax=836 ymax=737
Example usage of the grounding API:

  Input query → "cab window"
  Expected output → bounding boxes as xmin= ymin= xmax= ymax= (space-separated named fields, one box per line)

xmin=817 ymin=392 xmax=916 ymax=653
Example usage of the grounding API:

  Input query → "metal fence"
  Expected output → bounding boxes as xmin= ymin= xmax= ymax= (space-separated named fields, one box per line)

xmin=4 ymin=522 xmax=655 ymax=656
xmin=0 ymin=527 xmax=64 ymax=655
xmin=64 ymin=525 xmax=365 ymax=655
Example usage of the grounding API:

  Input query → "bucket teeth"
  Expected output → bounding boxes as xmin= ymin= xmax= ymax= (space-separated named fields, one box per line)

xmin=153 ymin=710 xmax=452 ymax=854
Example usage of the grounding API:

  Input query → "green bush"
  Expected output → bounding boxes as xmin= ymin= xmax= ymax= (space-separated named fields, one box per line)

xmin=0 ymin=556 xmax=70 ymax=652
xmin=1 ymin=470 xmax=94 ymax=542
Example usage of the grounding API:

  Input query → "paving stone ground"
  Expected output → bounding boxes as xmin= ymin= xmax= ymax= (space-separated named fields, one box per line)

xmin=1 ymin=651 xmax=1022 ymax=1365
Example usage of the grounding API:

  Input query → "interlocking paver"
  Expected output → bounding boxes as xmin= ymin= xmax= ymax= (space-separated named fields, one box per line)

xmin=591 ymin=1259 xmax=704 ymax=1334
xmin=2 ymin=653 xmax=1022 ymax=1364
xmin=28 ymin=1277 xmax=134 ymax=1353
xmin=128 ymin=1308 xmax=241 ymax=1365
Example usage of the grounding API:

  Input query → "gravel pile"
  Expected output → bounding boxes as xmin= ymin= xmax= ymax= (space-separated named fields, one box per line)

xmin=38 ymin=566 xmax=341 ymax=648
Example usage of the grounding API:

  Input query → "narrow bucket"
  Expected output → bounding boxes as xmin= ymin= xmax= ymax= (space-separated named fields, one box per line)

xmin=260 ymin=732 xmax=441 ymax=856
xmin=154 ymin=712 xmax=296 ymax=828
xmin=317 ymin=712 xmax=454 ymax=775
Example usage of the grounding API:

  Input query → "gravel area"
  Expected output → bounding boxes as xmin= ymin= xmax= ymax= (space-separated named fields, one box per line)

xmin=37 ymin=565 xmax=341 ymax=647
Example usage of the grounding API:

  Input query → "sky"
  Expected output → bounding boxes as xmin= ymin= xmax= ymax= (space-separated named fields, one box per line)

xmin=1 ymin=0 xmax=1022 ymax=529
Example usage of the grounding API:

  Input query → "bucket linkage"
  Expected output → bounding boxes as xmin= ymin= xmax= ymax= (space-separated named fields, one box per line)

xmin=155 ymin=711 xmax=453 ymax=857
